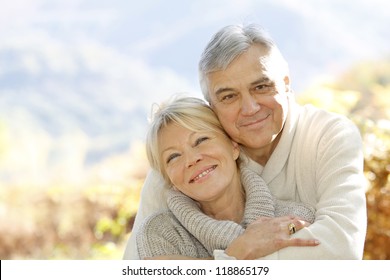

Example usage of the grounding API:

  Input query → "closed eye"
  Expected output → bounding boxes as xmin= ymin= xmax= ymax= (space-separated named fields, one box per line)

xmin=166 ymin=153 xmax=180 ymax=164
xmin=194 ymin=136 xmax=209 ymax=146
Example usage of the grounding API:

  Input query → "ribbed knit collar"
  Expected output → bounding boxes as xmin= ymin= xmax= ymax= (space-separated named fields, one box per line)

xmin=166 ymin=167 xmax=275 ymax=255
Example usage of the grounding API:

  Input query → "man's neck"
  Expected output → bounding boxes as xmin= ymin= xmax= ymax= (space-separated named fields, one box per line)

xmin=243 ymin=133 xmax=282 ymax=166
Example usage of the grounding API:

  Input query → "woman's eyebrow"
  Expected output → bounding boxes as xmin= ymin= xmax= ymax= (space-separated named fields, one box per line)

xmin=161 ymin=131 xmax=197 ymax=154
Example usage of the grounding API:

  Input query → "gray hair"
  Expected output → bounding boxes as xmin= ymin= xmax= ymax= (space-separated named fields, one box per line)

xmin=199 ymin=23 xmax=288 ymax=102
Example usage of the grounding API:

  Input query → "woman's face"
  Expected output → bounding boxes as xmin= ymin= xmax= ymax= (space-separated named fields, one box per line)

xmin=159 ymin=123 xmax=240 ymax=204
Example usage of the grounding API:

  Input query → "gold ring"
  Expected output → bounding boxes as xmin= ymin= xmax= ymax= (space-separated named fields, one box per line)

xmin=288 ymin=223 xmax=296 ymax=235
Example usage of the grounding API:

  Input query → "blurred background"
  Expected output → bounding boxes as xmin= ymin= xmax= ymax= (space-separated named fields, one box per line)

xmin=0 ymin=0 xmax=389 ymax=259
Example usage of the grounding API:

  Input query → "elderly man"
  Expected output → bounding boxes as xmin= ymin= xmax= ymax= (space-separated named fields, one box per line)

xmin=123 ymin=23 xmax=367 ymax=259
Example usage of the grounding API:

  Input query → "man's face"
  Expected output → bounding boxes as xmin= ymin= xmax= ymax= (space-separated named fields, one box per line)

xmin=206 ymin=45 xmax=290 ymax=154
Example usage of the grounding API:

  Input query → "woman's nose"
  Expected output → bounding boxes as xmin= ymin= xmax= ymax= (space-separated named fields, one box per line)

xmin=186 ymin=152 xmax=202 ymax=168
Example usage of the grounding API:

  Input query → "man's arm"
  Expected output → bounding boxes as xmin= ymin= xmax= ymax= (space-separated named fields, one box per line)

xmin=263 ymin=115 xmax=367 ymax=259
xmin=123 ymin=169 xmax=169 ymax=259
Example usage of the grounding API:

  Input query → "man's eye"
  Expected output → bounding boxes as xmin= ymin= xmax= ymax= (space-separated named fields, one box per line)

xmin=166 ymin=153 xmax=180 ymax=164
xmin=220 ymin=93 xmax=237 ymax=103
xmin=254 ymin=83 xmax=273 ymax=93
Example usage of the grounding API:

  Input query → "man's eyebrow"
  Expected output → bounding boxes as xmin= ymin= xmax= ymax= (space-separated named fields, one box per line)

xmin=214 ymin=87 xmax=235 ymax=97
xmin=250 ymin=77 xmax=271 ymax=86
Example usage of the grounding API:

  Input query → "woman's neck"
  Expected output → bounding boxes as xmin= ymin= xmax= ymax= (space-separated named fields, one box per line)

xmin=199 ymin=180 xmax=246 ymax=224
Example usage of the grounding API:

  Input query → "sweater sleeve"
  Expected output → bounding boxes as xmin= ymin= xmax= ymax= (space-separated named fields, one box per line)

xmin=262 ymin=111 xmax=367 ymax=260
xmin=136 ymin=211 xmax=210 ymax=259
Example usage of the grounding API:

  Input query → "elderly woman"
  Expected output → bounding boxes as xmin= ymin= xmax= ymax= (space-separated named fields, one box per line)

xmin=137 ymin=96 xmax=318 ymax=260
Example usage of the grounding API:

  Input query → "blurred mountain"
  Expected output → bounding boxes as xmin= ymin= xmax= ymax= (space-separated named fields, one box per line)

xmin=0 ymin=0 xmax=389 ymax=186
xmin=0 ymin=43 xmax=155 ymax=186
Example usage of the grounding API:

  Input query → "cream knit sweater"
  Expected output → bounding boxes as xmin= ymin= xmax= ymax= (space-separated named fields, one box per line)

xmin=124 ymin=96 xmax=367 ymax=259
xmin=136 ymin=167 xmax=315 ymax=259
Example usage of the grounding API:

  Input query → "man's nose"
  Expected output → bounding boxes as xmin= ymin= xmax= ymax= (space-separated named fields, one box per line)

xmin=241 ymin=94 xmax=260 ymax=116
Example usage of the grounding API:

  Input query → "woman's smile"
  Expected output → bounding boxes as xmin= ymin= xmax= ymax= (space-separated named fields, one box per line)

xmin=189 ymin=165 xmax=217 ymax=184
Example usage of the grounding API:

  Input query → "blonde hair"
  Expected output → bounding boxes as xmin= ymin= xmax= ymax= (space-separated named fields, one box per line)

xmin=146 ymin=95 xmax=229 ymax=184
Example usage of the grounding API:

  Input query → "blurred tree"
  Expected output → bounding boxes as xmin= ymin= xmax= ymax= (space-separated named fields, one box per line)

xmin=298 ymin=59 xmax=390 ymax=120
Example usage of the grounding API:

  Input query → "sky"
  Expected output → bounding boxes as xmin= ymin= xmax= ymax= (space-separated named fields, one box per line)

xmin=1 ymin=0 xmax=389 ymax=100
xmin=0 ymin=0 xmax=389 ymax=186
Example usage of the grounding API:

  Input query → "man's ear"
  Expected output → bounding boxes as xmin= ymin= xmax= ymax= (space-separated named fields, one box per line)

xmin=284 ymin=76 xmax=291 ymax=93
xmin=232 ymin=140 xmax=240 ymax=160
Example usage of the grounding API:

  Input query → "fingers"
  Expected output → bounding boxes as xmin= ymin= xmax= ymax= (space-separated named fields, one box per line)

xmin=249 ymin=215 xmax=316 ymax=240
xmin=274 ymin=237 xmax=320 ymax=250
xmin=283 ymin=216 xmax=313 ymax=235
xmin=286 ymin=220 xmax=307 ymax=235
xmin=291 ymin=218 xmax=312 ymax=229
xmin=250 ymin=216 xmax=313 ymax=237
xmin=287 ymin=222 xmax=297 ymax=235
xmin=288 ymin=238 xmax=320 ymax=247
xmin=253 ymin=216 xmax=312 ymax=227
xmin=282 ymin=217 xmax=320 ymax=248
